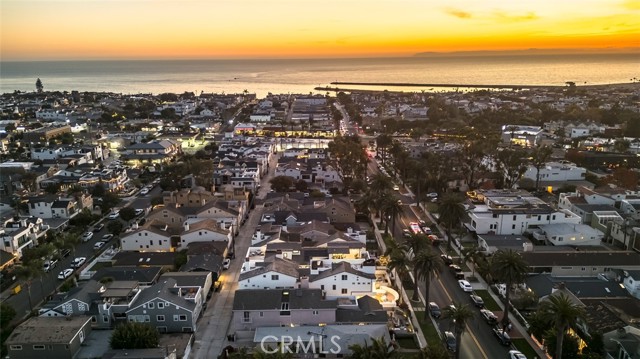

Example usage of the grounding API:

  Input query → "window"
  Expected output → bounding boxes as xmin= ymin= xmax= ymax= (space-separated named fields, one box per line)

xmin=9 ymin=345 xmax=22 ymax=350
xmin=581 ymin=267 xmax=586 ymax=271
xmin=259 ymin=312 xmax=264 ymax=317
xmin=341 ymin=275 xmax=348 ymax=280
xmin=512 ymin=224 xmax=516 ymax=230
xmin=91 ymin=316 xmax=97 ymax=323
xmin=158 ymin=302 xmax=165 ymax=309
xmin=513 ymin=215 xmax=517 ymax=220
xmin=271 ymin=275 xmax=279 ymax=280
xmin=148 ymin=302 xmax=154 ymax=309
xmin=320 ymin=285 xmax=324 ymax=290
xmin=33 ymin=345 xmax=45 ymax=350
xmin=332 ymin=285 xmax=336 ymax=290
xmin=157 ymin=315 xmax=165 ymax=322
xmin=552 ymin=215 xmax=556 ymax=220
xmin=103 ymin=315 xmax=109 ymax=323
xmin=179 ymin=314 xmax=187 ymax=321
xmin=341 ymin=288 xmax=348 ymax=294
xmin=243 ymin=311 xmax=251 ymax=322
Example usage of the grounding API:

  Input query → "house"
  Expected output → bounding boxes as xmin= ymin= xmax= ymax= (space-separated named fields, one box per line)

xmin=238 ymin=257 xmax=300 ymax=289
xmin=231 ymin=288 xmax=337 ymax=331
xmin=5 ymin=316 xmax=92 ymax=359
xmin=603 ymin=325 xmax=640 ymax=359
xmin=112 ymin=251 xmax=176 ymax=270
xmin=623 ymin=270 xmax=640 ymax=300
xmin=120 ymin=220 xmax=175 ymax=252
xmin=477 ymin=234 xmax=533 ymax=255
xmin=38 ymin=280 xmax=103 ymax=318
xmin=521 ymin=250 xmax=640 ymax=277
xmin=126 ymin=278 xmax=203 ymax=333
xmin=123 ymin=140 xmax=181 ymax=167
xmin=533 ymin=223 xmax=604 ymax=246
xmin=180 ymin=219 xmax=231 ymax=249
xmin=501 ymin=125 xmax=543 ymax=147
xmin=162 ymin=186 xmax=216 ymax=208
xmin=308 ymin=262 xmax=375 ymax=299
xmin=160 ymin=271 xmax=213 ymax=304
xmin=27 ymin=195 xmax=79 ymax=219
xmin=92 ymin=266 xmax=162 ymax=287
xmin=522 ymin=161 xmax=586 ymax=183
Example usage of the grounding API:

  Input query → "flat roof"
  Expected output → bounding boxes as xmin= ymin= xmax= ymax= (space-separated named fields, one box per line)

xmin=6 ymin=316 xmax=91 ymax=345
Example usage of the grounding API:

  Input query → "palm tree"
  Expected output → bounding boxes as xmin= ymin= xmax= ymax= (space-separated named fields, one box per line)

xmin=14 ymin=263 xmax=41 ymax=313
xmin=443 ymin=302 xmax=475 ymax=359
xmin=402 ymin=234 xmax=428 ymax=301
xmin=415 ymin=344 xmax=451 ymax=359
xmin=437 ymin=194 xmax=466 ymax=250
xmin=381 ymin=196 xmax=402 ymax=236
xmin=538 ymin=293 xmax=586 ymax=359
xmin=348 ymin=337 xmax=394 ymax=359
xmin=531 ymin=145 xmax=553 ymax=190
xmin=369 ymin=173 xmax=393 ymax=194
xmin=490 ymin=249 xmax=530 ymax=329
xmin=461 ymin=245 xmax=482 ymax=277
xmin=413 ymin=247 xmax=443 ymax=319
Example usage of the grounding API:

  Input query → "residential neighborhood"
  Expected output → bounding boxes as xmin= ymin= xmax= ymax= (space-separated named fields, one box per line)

xmin=0 ymin=83 xmax=639 ymax=359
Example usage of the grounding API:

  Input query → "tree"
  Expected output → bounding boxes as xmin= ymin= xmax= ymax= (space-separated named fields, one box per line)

xmin=269 ymin=176 xmax=294 ymax=192
xmin=14 ymin=262 xmax=44 ymax=312
xmin=538 ymin=293 xmax=586 ymax=359
xmin=107 ymin=221 xmax=123 ymax=236
xmin=119 ymin=207 xmax=137 ymax=222
xmin=348 ymin=337 xmax=394 ymax=359
xmin=437 ymin=194 xmax=466 ymax=250
xmin=531 ymin=145 xmax=553 ymax=190
xmin=35 ymin=78 xmax=43 ymax=93
xmin=401 ymin=234 xmax=428 ymax=301
xmin=0 ymin=303 xmax=16 ymax=327
xmin=443 ymin=302 xmax=475 ymax=359
xmin=381 ymin=196 xmax=402 ymax=236
xmin=294 ymin=179 xmax=308 ymax=192
xmin=413 ymin=246 xmax=443 ymax=319
xmin=327 ymin=135 xmax=369 ymax=180
xmin=490 ymin=249 xmax=530 ymax=329
xmin=415 ymin=345 xmax=451 ymax=359
xmin=110 ymin=322 xmax=159 ymax=349
xmin=495 ymin=148 xmax=528 ymax=189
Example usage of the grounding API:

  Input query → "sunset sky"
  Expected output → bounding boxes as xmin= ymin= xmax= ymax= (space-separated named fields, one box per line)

xmin=1 ymin=0 xmax=638 ymax=60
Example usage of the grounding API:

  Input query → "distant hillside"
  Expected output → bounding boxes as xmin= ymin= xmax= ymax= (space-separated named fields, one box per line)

xmin=414 ymin=48 xmax=640 ymax=57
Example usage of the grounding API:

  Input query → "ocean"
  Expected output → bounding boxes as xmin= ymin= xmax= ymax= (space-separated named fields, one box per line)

xmin=1 ymin=53 xmax=638 ymax=98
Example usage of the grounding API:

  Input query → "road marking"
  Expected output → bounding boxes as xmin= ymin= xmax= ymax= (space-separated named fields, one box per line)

xmin=435 ymin=277 xmax=489 ymax=359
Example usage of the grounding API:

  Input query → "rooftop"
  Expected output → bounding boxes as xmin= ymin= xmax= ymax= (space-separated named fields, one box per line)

xmin=6 ymin=316 xmax=92 ymax=344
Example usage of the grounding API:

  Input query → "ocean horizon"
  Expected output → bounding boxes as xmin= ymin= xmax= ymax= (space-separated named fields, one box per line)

xmin=1 ymin=53 xmax=638 ymax=98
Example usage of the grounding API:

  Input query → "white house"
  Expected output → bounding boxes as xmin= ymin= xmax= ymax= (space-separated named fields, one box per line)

xmin=533 ymin=223 xmax=604 ymax=246
xmin=623 ymin=270 xmax=640 ymax=300
xmin=238 ymin=257 xmax=299 ymax=289
xmin=120 ymin=222 xmax=173 ymax=252
xmin=523 ymin=162 xmax=586 ymax=182
xmin=179 ymin=219 xmax=231 ymax=249
xmin=309 ymin=262 xmax=375 ymax=299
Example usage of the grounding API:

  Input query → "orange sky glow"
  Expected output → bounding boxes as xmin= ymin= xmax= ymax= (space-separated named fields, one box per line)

xmin=1 ymin=0 xmax=638 ymax=60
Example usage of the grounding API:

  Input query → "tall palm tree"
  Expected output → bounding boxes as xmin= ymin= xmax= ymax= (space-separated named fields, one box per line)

xmin=348 ymin=337 xmax=394 ymax=359
xmin=538 ymin=293 xmax=586 ymax=359
xmin=437 ymin=194 xmax=466 ymax=250
xmin=413 ymin=247 xmax=443 ymax=319
xmin=443 ymin=302 xmax=475 ymax=359
xmin=531 ymin=145 xmax=553 ymax=190
xmin=402 ymin=234 xmax=428 ymax=301
xmin=14 ymin=263 xmax=41 ymax=313
xmin=490 ymin=249 xmax=530 ymax=329
xmin=461 ymin=245 xmax=482 ymax=277
xmin=369 ymin=173 xmax=393 ymax=194
xmin=381 ymin=196 xmax=402 ymax=236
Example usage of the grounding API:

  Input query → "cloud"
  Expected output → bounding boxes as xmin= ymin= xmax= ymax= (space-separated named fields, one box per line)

xmin=493 ymin=11 xmax=539 ymax=23
xmin=444 ymin=8 xmax=472 ymax=19
xmin=621 ymin=0 xmax=640 ymax=10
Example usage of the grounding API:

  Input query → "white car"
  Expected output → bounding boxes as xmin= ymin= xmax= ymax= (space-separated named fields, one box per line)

xmin=43 ymin=259 xmax=57 ymax=272
xmin=94 ymin=241 xmax=106 ymax=250
xmin=102 ymin=234 xmax=114 ymax=241
xmin=223 ymin=258 xmax=231 ymax=270
xmin=71 ymin=257 xmax=86 ymax=268
xmin=108 ymin=211 xmax=120 ymax=220
xmin=57 ymin=268 xmax=74 ymax=280
xmin=458 ymin=279 xmax=473 ymax=292
xmin=509 ymin=350 xmax=527 ymax=359
xmin=393 ymin=185 xmax=400 ymax=191
xmin=140 ymin=188 xmax=149 ymax=196
xmin=81 ymin=232 xmax=94 ymax=242
xmin=134 ymin=209 xmax=145 ymax=216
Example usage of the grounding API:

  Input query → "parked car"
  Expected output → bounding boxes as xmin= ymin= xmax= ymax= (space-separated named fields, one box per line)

xmin=223 ymin=258 xmax=231 ymax=270
xmin=134 ymin=209 xmax=145 ymax=216
xmin=94 ymin=241 xmax=106 ymax=250
xmin=458 ymin=279 xmax=473 ymax=292
xmin=509 ymin=350 xmax=527 ymax=359
xmin=428 ymin=302 xmax=441 ymax=319
xmin=93 ymin=223 xmax=105 ymax=232
xmin=480 ymin=309 xmax=499 ymax=324
xmin=470 ymin=293 xmax=485 ymax=308
xmin=71 ymin=257 xmax=86 ymax=268
xmin=140 ymin=188 xmax=150 ymax=196
xmin=450 ymin=264 xmax=465 ymax=279
xmin=492 ymin=327 xmax=511 ymax=346
xmin=60 ymin=248 xmax=71 ymax=258
xmin=108 ymin=211 xmax=120 ymax=220
xmin=81 ymin=232 xmax=94 ymax=242
xmin=421 ymin=226 xmax=432 ymax=235
xmin=101 ymin=234 xmax=114 ymax=241
xmin=440 ymin=255 xmax=453 ymax=265
xmin=393 ymin=185 xmax=400 ymax=191
xmin=57 ymin=268 xmax=74 ymax=280
xmin=43 ymin=259 xmax=57 ymax=273
xmin=443 ymin=331 xmax=456 ymax=352
xmin=402 ymin=229 xmax=411 ymax=238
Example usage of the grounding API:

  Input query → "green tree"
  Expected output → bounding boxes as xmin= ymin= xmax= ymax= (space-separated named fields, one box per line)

xmin=413 ymin=246 xmax=443 ymax=319
xmin=414 ymin=344 xmax=451 ymax=359
xmin=495 ymin=148 xmax=528 ymax=189
xmin=327 ymin=135 xmax=369 ymax=181
xmin=36 ymin=78 xmax=43 ymax=93
xmin=531 ymin=145 xmax=553 ymax=190
xmin=119 ymin=207 xmax=137 ymax=222
xmin=402 ymin=234 xmax=428 ymax=301
xmin=543 ymin=330 xmax=580 ymax=359
xmin=14 ymin=262 xmax=44 ymax=312
xmin=348 ymin=337 xmax=394 ymax=359
xmin=443 ymin=302 xmax=475 ymax=359
xmin=376 ymin=134 xmax=393 ymax=165
xmin=110 ymin=322 xmax=159 ymax=349
xmin=538 ymin=293 xmax=586 ymax=359
xmin=381 ymin=196 xmax=402 ymax=236
xmin=437 ymin=194 xmax=466 ymax=250
xmin=294 ymin=179 xmax=308 ymax=192
xmin=0 ymin=303 xmax=16 ymax=327
xmin=107 ymin=221 xmax=123 ymax=236
xmin=269 ymin=176 xmax=294 ymax=192
xmin=490 ymin=249 xmax=530 ymax=329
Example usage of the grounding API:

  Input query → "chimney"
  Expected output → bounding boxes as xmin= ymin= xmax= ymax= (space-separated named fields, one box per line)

xmin=184 ymin=221 xmax=190 ymax=231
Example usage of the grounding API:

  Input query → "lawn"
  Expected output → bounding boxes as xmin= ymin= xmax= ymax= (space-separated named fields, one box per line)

xmin=512 ymin=338 xmax=541 ymax=359
xmin=415 ymin=310 xmax=444 ymax=350
xmin=473 ymin=289 xmax=501 ymax=311
xmin=395 ymin=336 xmax=419 ymax=350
